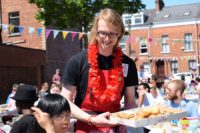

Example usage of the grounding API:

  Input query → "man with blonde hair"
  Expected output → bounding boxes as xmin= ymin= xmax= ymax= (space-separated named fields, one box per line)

xmin=165 ymin=79 xmax=198 ymax=118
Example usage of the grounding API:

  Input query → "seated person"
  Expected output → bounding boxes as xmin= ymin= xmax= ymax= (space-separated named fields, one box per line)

xmin=31 ymin=93 xmax=71 ymax=133
xmin=50 ymin=83 xmax=62 ymax=94
xmin=165 ymin=79 xmax=199 ymax=118
xmin=10 ymin=84 xmax=38 ymax=133
xmin=149 ymin=84 xmax=165 ymax=105
xmin=137 ymin=83 xmax=154 ymax=107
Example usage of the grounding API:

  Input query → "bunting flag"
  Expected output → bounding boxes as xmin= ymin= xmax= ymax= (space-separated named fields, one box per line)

xmin=79 ymin=32 xmax=84 ymax=40
xmin=18 ymin=26 xmax=24 ymax=33
xmin=45 ymin=29 xmax=52 ymax=39
xmin=37 ymin=28 xmax=43 ymax=37
xmin=62 ymin=31 xmax=68 ymax=39
xmin=9 ymin=24 xmax=14 ymax=32
xmin=28 ymin=27 xmax=35 ymax=36
xmin=53 ymin=30 xmax=59 ymax=39
xmin=71 ymin=32 xmax=77 ymax=41
xmin=2 ymin=24 xmax=8 ymax=32
xmin=148 ymin=37 xmax=152 ymax=43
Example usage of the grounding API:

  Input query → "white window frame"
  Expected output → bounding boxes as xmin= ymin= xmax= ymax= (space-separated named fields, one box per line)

xmin=188 ymin=60 xmax=196 ymax=71
xmin=119 ymin=36 xmax=127 ymax=53
xmin=9 ymin=11 xmax=20 ymax=35
xmin=184 ymin=33 xmax=193 ymax=51
xmin=122 ymin=12 xmax=144 ymax=27
xmin=140 ymin=39 xmax=148 ymax=55
xmin=161 ymin=35 xmax=170 ymax=53
xmin=143 ymin=63 xmax=151 ymax=75
xmin=171 ymin=60 xmax=178 ymax=74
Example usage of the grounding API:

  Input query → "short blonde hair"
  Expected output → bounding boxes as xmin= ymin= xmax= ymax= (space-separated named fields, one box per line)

xmin=89 ymin=8 xmax=125 ymax=45
xmin=168 ymin=80 xmax=186 ymax=94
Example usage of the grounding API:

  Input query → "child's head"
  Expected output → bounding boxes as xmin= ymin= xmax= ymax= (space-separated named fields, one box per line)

xmin=37 ymin=94 xmax=71 ymax=133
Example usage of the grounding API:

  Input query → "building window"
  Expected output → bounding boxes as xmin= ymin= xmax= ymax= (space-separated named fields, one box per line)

xmin=140 ymin=39 xmax=148 ymax=54
xmin=184 ymin=33 xmax=193 ymax=51
xmin=9 ymin=11 xmax=20 ymax=35
xmin=143 ymin=63 xmax=151 ymax=74
xmin=133 ymin=14 xmax=144 ymax=25
xmin=171 ymin=61 xmax=178 ymax=74
xmin=161 ymin=35 xmax=170 ymax=53
xmin=188 ymin=60 xmax=196 ymax=71
xmin=119 ymin=36 xmax=127 ymax=53
xmin=122 ymin=12 xmax=144 ymax=27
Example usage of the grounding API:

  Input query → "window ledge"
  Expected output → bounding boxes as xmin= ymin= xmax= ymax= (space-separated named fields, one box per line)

xmin=139 ymin=53 xmax=148 ymax=56
xmin=8 ymin=33 xmax=21 ymax=37
xmin=183 ymin=50 xmax=194 ymax=52
xmin=160 ymin=52 xmax=170 ymax=54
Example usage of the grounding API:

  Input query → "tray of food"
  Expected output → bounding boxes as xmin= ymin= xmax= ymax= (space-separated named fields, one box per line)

xmin=110 ymin=105 xmax=187 ymax=127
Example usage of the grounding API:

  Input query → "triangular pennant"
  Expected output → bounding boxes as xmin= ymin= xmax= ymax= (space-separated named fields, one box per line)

xmin=71 ymin=32 xmax=77 ymax=41
xmin=148 ymin=37 xmax=153 ymax=43
xmin=2 ymin=24 xmax=8 ymax=32
xmin=62 ymin=31 xmax=68 ymax=39
xmin=18 ymin=26 xmax=24 ymax=33
xmin=53 ymin=30 xmax=59 ymax=39
xmin=9 ymin=24 xmax=14 ymax=33
xmin=37 ymin=28 xmax=43 ymax=37
xmin=140 ymin=36 xmax=143 ymax=41
xmin=45 ymin=29 xmax=52 ymax=39
xmin=28 ymin=27 xmax=35 ymax=36
xmin=78 ymin=32 xmax=84 ymax=40
xmin=135 ymin=36 xmax=139 ymax=43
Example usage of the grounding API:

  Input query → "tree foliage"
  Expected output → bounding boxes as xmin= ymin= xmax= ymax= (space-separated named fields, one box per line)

xmin=29 ymin=0 xmax=145 ymax=32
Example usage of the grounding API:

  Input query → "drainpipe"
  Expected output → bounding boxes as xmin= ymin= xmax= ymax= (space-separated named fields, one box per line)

xmin=0 ymin=0 xmax=2 ymax=43
xmin=195 ymin=19 xmax=199 ymax=75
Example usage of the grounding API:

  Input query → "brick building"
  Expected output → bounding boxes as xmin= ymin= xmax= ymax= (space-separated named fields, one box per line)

xmin=122 ymin=0 xmax=200 ymax=80
xmin=0 ymin=0 xmax=81 ymax=103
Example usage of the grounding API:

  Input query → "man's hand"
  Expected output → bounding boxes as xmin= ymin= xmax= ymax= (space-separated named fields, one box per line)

xmin=91 ymin=112 xmax=118 ymax=127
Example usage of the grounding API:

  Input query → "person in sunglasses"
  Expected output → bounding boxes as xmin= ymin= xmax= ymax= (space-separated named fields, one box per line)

xmin=61 ymin=8 xmax=138 ymax=133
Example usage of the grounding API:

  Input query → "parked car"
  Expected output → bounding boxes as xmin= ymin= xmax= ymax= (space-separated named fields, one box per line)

xmin=172 ymin=72 xmax=192 ymax=86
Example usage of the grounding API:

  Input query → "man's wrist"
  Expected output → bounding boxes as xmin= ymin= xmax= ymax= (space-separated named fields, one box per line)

xmin=87 ymin=115 xmax=95 ymax=125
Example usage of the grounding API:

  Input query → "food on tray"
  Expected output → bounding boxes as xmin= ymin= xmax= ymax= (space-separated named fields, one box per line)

xmin=111 ymin=105 xmax=183 ymax=120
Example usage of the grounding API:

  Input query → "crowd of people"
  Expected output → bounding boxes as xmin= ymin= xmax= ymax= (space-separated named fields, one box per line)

xmin=1 ymin=8 xmax=200 ymax=133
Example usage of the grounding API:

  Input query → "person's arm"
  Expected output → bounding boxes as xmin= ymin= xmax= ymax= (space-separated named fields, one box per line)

xmin=31 ymin=107 xmax=55 ymax=133
xmin=60 ymin=85 xmax=117 ymax=126
xmin=137 ymin=91 xmax=145 ymax=107
xmin=124 ymin=86 xmax=137 ymax=109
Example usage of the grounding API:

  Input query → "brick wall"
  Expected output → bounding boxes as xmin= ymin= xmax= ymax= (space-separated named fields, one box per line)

xmin=1 ymin=0 xmax=43 ymax=50
xmin=130 ymin=23 xmax=200 ymax=79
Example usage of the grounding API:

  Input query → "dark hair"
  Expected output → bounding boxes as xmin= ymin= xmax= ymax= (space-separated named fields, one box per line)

xmin=30 ymin=94 xmax=71 ymax=133
xmin=139 ymin=83 xmax=151 ymax=92
xmin=37 ymin=93 xmax=70 ymax=117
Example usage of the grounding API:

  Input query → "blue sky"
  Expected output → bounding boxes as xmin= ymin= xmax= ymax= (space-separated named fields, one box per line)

xmin=142 ymin=0 xmax=200 ymax=9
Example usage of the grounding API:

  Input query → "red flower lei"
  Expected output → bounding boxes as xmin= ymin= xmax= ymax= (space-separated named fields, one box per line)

xmin=88 ymin=43 xmax=123 ymax=103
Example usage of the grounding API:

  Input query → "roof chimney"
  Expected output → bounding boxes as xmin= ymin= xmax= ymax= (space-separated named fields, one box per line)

xmin=155 ymin=0 xmax=164 ymax=13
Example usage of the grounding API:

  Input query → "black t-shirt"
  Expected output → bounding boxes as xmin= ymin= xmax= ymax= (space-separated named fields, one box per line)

xmin=10 ymin=115 xmax=35 ymax=133
xmin=63 ymin=50 xmax=138 ymax=107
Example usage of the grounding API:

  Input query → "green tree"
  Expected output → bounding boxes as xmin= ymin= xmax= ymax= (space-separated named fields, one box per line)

xmin=29 ymin=0 xmax=145 ymax=32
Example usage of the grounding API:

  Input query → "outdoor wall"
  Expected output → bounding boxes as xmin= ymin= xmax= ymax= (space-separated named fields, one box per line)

xmin=1 ymin=0 xmax=43 ymax=50
xmin=0 ymin=45 xmax=45 ymax=103
xmin=130 ymin=23 xmax=200 ymax=79
xmin=45 ymin=31 xmax=82 ymax=85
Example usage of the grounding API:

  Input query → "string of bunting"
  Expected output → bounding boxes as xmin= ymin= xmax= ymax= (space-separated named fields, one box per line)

xmin=0 ymin=23 xmax=86 ymax=41
xmin=126 ymin=35 xmax=199 ymax=45
xmin=138 ymin=55 xmax=197 ymax=62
